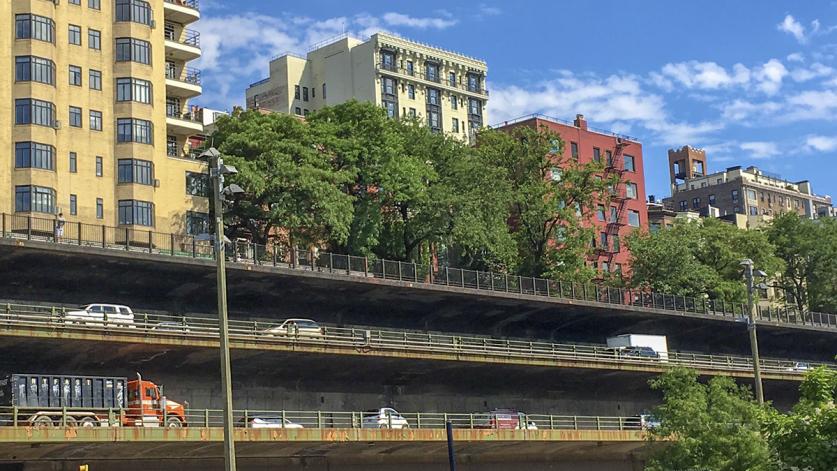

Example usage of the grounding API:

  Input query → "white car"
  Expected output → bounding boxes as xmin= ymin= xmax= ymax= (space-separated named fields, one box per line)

xmin=64 ymin=304 xmax=135 ymax=327
xmin=361 ymin=408 xmax=409 ymax=429
xmin=262 ymin=318 xmax=323 ymax=337
xmin=787 ymin=362 xmax=810 ymax=372
xmin=151 ymin=321 xmax=191 ymax=333
xmin=243 ymin=417 xmax=303 ymax=429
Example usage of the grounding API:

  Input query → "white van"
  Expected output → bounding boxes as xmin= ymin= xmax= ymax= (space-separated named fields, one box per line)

xmin=64 ymin=304 xmax=135 ymax=327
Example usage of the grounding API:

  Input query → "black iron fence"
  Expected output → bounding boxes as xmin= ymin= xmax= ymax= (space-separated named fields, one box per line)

xmin=2 ymin=213 xmax=836 ymax=330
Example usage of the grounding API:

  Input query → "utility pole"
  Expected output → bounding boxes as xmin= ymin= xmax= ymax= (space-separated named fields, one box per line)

xmin=204 ymin=147 xmax=237 ymax=471
xmin=446 ymin=420 xmax=457 ymax=471
xmin=741 ymin=259 xmax=764 ymax=405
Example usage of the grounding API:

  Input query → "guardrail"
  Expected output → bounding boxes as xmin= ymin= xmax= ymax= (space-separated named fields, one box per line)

xmin=0 ymin=302 xmax=831 ymax=377
xmin=0 ymin=406 xmax=642 ymax=431
xmin=1 ymin=213 xmax=835 ymax=331
xmin=164 ymin=0 xmax=199 ymax=10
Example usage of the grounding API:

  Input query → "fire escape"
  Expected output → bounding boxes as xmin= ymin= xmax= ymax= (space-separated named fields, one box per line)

xmin=602 ymin=138 xmax=630 ymax=268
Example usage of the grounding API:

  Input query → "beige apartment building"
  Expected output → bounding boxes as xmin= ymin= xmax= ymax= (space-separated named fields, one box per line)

xmin=1 ymin=0 xmax=209 ymax=236
xmin=663 ymin=146 xmax=834 ymax=229
xmin=245 ymin=32 xmax=489 ymax=140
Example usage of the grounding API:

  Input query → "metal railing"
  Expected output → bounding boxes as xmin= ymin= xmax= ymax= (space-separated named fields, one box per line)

xmin=377 ymin=64 xmax=490 ymax=96
xmin=166 ymin=66 xmax=201 ymax=86
xmin=1 ymin=213 xmax=836 ymax=331
xmin=0 ymin=302 xmax=832 ymax=376
xmin=0 ymin=406 xmax=643 ymax=431
xmin=165 ymin=27 xmax=200 ymax=48
xmin=164 ymin=0 xmax=199 ymax=10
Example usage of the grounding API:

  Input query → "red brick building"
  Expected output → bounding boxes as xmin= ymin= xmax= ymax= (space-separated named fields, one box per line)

xmin=494 ymin=114 xmax=648 ymax=277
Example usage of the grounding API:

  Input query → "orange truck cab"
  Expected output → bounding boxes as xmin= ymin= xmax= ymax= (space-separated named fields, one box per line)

xmin=124 ymin=373 xmax=187 ymax=427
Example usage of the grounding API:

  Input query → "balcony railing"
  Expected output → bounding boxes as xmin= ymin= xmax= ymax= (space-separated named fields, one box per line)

xmin=2 ymin=213 xmax=836 ymax=331
xmin=166 ymin=66 xmax=201 ymax=85
xmin=165 ymin=27 xmax=200 ymax=48
xmin=377 ymin=64 xmax=489 ymax=96
xmin=164 ymin=0 xmax=199 ymax=9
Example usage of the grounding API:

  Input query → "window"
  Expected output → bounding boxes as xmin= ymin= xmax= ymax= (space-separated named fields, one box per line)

xmin=449 ymin=71 xmax=456 ymax=86
xmin=426 ymin=62 xmax=439 ymax=82
xmin=596 ymin=205 xmax=606 ymax=221
xmin=731 ymin=189 xmax=740 ymax=202
xmin=69 ymin=152 xmax=77 ymax=173
xmin=451 ymin=95 xmax=457 ymax=110
xmin=89 ymin=0 xmax=101 ymax=8
xmin=69 ymin=25 xmax=82 ymax=46
xmin=708 ymin=194 xmax=716 ymax=205
xmin=69 ymin=66 xmax=82 ymax=86
xmin=606 ymin=150 xmax=613 ymax=167
xmin=15 ymin=142 xmax=55 ymax=170
xmin=115 ymin=38 xmax=151 ymax=64
xmin=118 ymin=200 xmax=154 ymax=226
xmin=15 ymin=56 xmax=55 ymax=85
xmin=95 ymin=156 xmax=103 ymax=177
xmin=380 ymin=50 xmax=395 ymax=70
xmin=15 ymin=186 xmax=55 ymax=214
xmin=116 ymin=78 xmax=152 ymax=103
xmin=69 ymin=0 xmax=80 ymax=4
xmin=468 ymin=98 xmax=481 ymax=116
xmin=16 ymin=14 xmax=55 ymax=43
xmin=600 ymin=232 xmax=608 ymax=248
xmin=746 ymin=189 xmax=757 ymax=201
xmin=407 ymin=84 xmax=415 ymax=99
xmin=294 ymin=85 xmax=300 ymax=99
xmin=624 ymin=155 xmax=635 ymax=172
xmin=89 ymin=70 xmax=102 ymax=90
xmin=692 ymin=197 xmax=701 ymax=209
xmin=185 ymin=172 xmax=209 ymax=197
xmin=679 ymin=200 xmax=687 ymax=211
xmin=427 ymin=88 xmax=440 ymax=105
xmin=89 ymin=110 xmax=103 ymax=131
xmin=610 ymin=206 xmax=618 ymax=222
xmin=749 ymin=206 xmax=758 ymax=216
xmin=628 ymin=210 xmax=640 ymax=227
xmin=571 ymin=142 xmax=579 ymax=159
xmin=406 ymin=61 xmax=414 ymax=76
xmin=612 ymin=235 xmax=621 ymax=252
xmin=593 ymin=147 xmax=601 ymax=162
xmin=167 ymin=136 xmax=178 ymax=157
xmin=302 ymin=87 xmax=309 ymax=101
xmin=451 ymin=117 xmax=459 ymax=133
xmin=115 ymin=0 xmax=153 ymax=25
xmin=384 ymin=101 xmax=396 ymax=118
xmin=408 ymin=107 xmax=416 ymax=117
xmin=70 ymin=195 xmax=78 ymax=216
xmin=118 ymin=159 xmax=153 ymax=185
xmin=311 ymin=86 xmax=315 ymax=98
xmin=294 ymin=107 xmax=302 ymax=115
xmin=382 ymin=77 xmax=395 ymax=96
xmin=626 ymin=182 xmax=638 ymax=199
xmin=15 ymin=99 xmax=55 ymax=127
xmin=322 ymin=83 xmax=326 ymax=99
xmin=428 ymin=110 xmax=440 ymax=131
xmin=601 ymin=262 xmax=609 ymax=273
xmin=116 ymin=118 xmax=153 ymax=144
xmin=96 ymin=198 xmax=103 ymax=219
xmin=186 ymin=211 xmax=210 ymax=235
xmin=303 ymin=109 xmax=309 ymax=116
xmin=88 ymin=29 xmax=101 ymax=50
xmin=69 ymin=106 xmax=82 ymax=127
xmin=467 ymin=73 xmax=481 ymax=92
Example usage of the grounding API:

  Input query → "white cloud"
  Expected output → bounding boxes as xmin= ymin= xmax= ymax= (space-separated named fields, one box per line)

xmin=789 ymin=62 xmax=834 ymax=82
xmin=381 ymin=12 xmax=457 ymax=29
xmin=753 ymin=59 xmax=788 ymax=95
xmin=778 ymin=14 xmax=808 ymax=43
xmin=478 ymin=4 xmax=502 ymax=16
xmin=785 ymin=89 xmax=837 ymax=120
xmin=805 ymin=135 xmax=837 ymax=152
xmin=656 ymin=61 xmax=750 ymax=90
xmin=786 ymin=52 xmax=805 ymax=62
xmin=739 ymin=141 xmax=781 ymax=158
xmin=719 ymin=99 xmax=782 ymax=121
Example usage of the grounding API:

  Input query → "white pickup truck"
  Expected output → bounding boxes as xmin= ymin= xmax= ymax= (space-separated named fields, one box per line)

xmin=63 ymin=303 xmax=135 ymax=327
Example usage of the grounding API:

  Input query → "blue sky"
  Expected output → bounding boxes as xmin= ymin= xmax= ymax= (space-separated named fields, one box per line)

xmin=194 ymin=1 xmax=837 ymax=202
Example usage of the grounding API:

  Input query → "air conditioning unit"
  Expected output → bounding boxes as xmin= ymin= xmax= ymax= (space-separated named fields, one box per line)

xmin=53 ymin=120 xmax=61 ymax=130
xmin=53 ymin=0 xmax=59 ymax=5
xmin=150 ymin=20 xmax=156 ymax=29
xmin=154 ymin=179 xmax=161 ymax=188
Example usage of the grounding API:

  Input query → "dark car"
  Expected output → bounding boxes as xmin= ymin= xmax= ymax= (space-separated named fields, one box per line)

xmin=621 ymin=346 xmax=660 ymax=359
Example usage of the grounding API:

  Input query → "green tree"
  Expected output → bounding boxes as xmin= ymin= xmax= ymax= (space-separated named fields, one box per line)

xmin=646 ymin=368 xmax=773 ymax=471
xmin=765 ymin=366 xmax=837 ymax=471
xmin=475 ymin=125 xmax=613 ymax=280
xmin=767 ymin=213 xmax=837 ymax=312
xmin=628 ymin=218 xmax=783 ymax=304
xmin=211 ymin=109 xmax=355 ymax=249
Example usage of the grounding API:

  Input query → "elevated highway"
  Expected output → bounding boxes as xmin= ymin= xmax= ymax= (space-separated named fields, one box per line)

xmin=0 ymin=238 xmax=834 ymax=364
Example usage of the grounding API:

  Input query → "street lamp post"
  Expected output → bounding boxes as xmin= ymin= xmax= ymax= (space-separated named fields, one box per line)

xmin=201 ymin=147 xmax=241 ymax=471
xmin=741 ymin=259 xmax=765 ymax=405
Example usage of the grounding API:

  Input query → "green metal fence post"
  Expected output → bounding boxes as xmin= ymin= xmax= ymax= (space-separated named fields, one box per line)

xmin=244 ymin=409 xmax=249 ymax=427
xmin=416 ymin=412 xmax=421 ymax=429
xmin=317 ymin=411 xmax=323 ymax=429
xmin=61 ymin=407 xmax=67 ymax=427
xmin=26 ymin=216 xmax=32 ymax=240
xmin=77 ymin=222 xmax=82 ymax=245
xmin=148 ymin=230 xmax=153 ymax=254
xmin=12 ymin=405 xmax=17 ymax=427
xmin=101 ymin=224 xmax=106 ymax=248
xmin=205 ymin=409 xmax=210 ymax=427
xmin=170 ymin=234 xmax=175 ymax=256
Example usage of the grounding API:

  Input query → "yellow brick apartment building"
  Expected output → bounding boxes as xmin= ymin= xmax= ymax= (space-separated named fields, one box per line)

xmin=246 ymin=32 xmax=489 ymax=141
xmin=1 ymin=0 xmax=209 ymax=235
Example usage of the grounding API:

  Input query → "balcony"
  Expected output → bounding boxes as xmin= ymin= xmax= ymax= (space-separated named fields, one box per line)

xmin=164 ymin=28 xmax=201 ymax=61
xmin=163 ymin=0 xmax=200 ymax=24
xmin=166 ymin=107 xmax=203 ymax=136
xmin=376 ymin=64 xmax=489 ymax=97
xmin=166 ymin=66 xmax=202 ymax=98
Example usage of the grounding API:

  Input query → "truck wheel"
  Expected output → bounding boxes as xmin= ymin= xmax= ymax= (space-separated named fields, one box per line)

xmin=64 ymin=416 xmax=78 ymax=428
xmin=80 ymin=417 xmax=97 ymax=427
xmin=166 ymin=417 xmax=183 ymax=428
xmin=32 ymin=416 xmax=55 ymax=428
